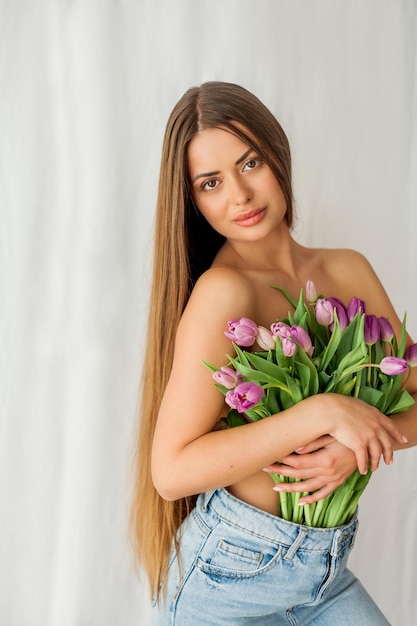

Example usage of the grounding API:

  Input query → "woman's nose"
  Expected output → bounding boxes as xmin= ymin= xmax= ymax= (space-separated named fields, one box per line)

xmin=229 ymin=176 xmax=253 ymax=205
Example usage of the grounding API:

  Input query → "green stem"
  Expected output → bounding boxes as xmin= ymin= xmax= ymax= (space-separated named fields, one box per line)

xmin=292 ymin=490 xmax=302 ymax=524
xmin=311 ymin=494 xmax=331 ymax=527
xmin=303 ymin=501 xmax=314 ymax=526
xmin=338 ymin=362 xmax=380 ymax=385
xmin=269 ymin=473 xmax=290 ymax=521
xmin=400 ymin=369 xmax=411 ymax=392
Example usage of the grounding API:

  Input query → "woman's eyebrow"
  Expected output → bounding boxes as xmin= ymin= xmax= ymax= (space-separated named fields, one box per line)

xmin=191 ymin=148 xmax=254 ymax=184
xmin=191 ymin=169 xmax=220 ymax=184
xmin=235 ymin=148 xmax=253 ymax=165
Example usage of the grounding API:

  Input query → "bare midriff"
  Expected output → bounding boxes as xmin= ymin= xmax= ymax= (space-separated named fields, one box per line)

xmin=227 ymin=472 xmax=282 ymax=517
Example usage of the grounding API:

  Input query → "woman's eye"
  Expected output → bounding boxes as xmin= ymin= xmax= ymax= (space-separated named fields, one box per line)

xmin=244 ymin=157 xmax=262 ymax=171
xmin=201 ymin=179 xmax=219 ymax=191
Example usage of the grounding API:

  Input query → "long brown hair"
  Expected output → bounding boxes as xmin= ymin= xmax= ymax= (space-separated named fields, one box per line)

xmin=130 ymin=81 xmax=294 ymax=599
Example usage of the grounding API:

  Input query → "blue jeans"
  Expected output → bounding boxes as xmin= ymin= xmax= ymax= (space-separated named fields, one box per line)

xmin=152 ymin=488 xmax=390 ymax=625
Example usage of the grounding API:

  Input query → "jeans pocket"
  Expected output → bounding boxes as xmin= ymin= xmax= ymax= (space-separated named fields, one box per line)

xmin=197 ymin=538 xmax=282 ymax=580
xmin=210 ymin=539 xmax=263 ymax=571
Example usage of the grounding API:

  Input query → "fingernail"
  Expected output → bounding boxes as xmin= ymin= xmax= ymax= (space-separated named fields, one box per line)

xmin=262 ymin=467 xmax=272 ymax=472
xmin=272 ymin=485 xmax=282 ymax=492
xmin=295 ymin=447 xmax=305 ymax=452
xmin=402 ymin=435 xmax=408 ymax=443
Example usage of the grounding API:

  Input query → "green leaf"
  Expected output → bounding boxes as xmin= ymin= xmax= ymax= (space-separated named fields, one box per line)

xmin=295 ymin=349 xmax=319 ymax=396
xmin=222 ymin=411 xmax=248 ymax=428
xmin=245 ymin=352 xmax=288 ymax=384
xmin=201 ymin=359 xmax=222 ymax=374
xmin=275 ymin=338 xmax=288 ymax=368
xmin=272 ymin=285 xmax=298 ymax=309
xmin=295 ymin=361 xmax=311 ymax=398
xmin=378 ymin=375 xmax=402 ymax=412
xmin=319 ymin=370 xmax=332 ymax=391
xmin=397 ymin=313 xmax=407 ymax=358
xmin=352 ymin=313 xmax=365 ymax=349
xmin=230 ymin=359 xmax=284 ymax=386
xmin=386 ymin=389 xmax=415 ymax=415
xmin=358 ymin=385 xmax=386 ymax=411
xmin=265 ymin=387 xmax=282 ymax=414
xmin=278 ymin=387 xmax=298 ymax=409
xmin=336 ymin=317 xmax=359 ymax=362
xmin=304 ymin=308 xmax=328 ymax=351
xmin=373 ymin=341 xmax=384 ymax=365
xmin=244 ymin=407 xmax=268 ymax=421
xmin=334 ymin=375 xmax=358 ymax=396
xmin=232 ymin=344 xmax=251 ymax=368
xmin=333 ymin=343 xmax=367 ymax=379
xmin=293 ymin=289 xmax=307 ymax=325
xmin=318 ymin=314 xmax=342 ymax=372
xmin=284 ymin=372 xmax=303 ymax=403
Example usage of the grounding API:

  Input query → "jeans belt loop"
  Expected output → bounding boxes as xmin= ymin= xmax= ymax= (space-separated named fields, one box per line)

xmin=284 ymin=528 xmax=309 ymax=561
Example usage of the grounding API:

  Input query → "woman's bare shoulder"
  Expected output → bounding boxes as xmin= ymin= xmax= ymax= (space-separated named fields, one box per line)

xmin=191 ymin=266 xmax=257 ymax=308
xmin=320 ymin=248 xmax=377 ymax=286
xmin=318 ymin=247 xmax=393 ymax=309
xmin=320 ymin=247 xmax=371 ymax=269
xmin=177 ymin=266 xmax=258 ymax=338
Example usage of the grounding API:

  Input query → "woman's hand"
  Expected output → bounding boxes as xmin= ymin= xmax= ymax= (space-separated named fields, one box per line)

xmin=290 ymin=394 xmax=408 ymax=479
xmin=322 ymin=395 xmax=407 ymax=474
xmin=263 ymin=437 xmax=357 ymax=504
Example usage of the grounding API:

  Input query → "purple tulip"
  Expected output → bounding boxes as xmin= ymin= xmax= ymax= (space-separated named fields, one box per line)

xmin=379 ymin=356 xmax=409 ymax=376
xmin=364 ymin=315 xmax=380 ymax=345
xmin=306 ymin=280 xmax=318 ymax=303
xmin=405 ymin=343 xmax=417 ymax=368
xmin=271 ymin=321 xmax=291 ymax=339
xmin=225 ymin=382 xmax=265 ymax=413
xmin=282 ymin=337 xmax=296 ymax=357
xmin=315 ymin=298 xmax=334 ymax=327
xmin=347 ymin=297 xmax=366 ymax=322
xmin=289 ymin=325 xmax=313 ymax=355
xmin=225 ymin=317 xmax=257 ymax=347
xmin=256 ymin=326 xmax=276 ymax=350
xmin=327 ymin=297 xmax=348 ymax=331
xmin=213 ymin=366 xmax=242 ymax=389
xmin=378 ymin=317 xmax=394 ymax=342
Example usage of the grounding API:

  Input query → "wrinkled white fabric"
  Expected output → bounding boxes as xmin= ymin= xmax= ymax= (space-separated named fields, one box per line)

xmin=1 ymin=1 xmax=416 ymax=625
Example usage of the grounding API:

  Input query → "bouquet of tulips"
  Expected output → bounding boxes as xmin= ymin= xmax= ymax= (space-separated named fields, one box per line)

xmin=205 ymin=281 xmax=416 ymax=528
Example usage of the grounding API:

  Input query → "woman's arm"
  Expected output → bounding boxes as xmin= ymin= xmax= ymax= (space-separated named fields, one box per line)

xmin=151 ymin=266 xmax=407 ymax=501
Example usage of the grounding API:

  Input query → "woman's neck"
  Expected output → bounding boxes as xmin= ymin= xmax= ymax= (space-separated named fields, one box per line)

xmin=215 ymin=224 xmax=307 ymax=279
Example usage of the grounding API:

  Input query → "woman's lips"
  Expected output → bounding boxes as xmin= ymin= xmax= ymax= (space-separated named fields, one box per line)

xmin=234 ymin=207 xmax=266 ymax=226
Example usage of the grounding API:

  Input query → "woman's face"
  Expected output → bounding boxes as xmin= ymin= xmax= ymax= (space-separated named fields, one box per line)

xmin=187 ymin=126 xmax=287 ymax=243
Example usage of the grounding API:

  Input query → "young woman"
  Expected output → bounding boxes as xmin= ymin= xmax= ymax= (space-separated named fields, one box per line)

xmin=131 ymin=81 xmax=417 ymax=625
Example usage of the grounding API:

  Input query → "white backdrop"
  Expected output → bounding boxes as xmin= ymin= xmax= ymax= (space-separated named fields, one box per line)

xmin=1 ymin=1 xmax=416 ymax=625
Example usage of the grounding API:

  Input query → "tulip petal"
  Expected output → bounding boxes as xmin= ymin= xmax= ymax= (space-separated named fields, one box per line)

xmin=379 ymin=356 xmax=408 ymax=376
xmin=225 ymin=382 xmax=264 ymax=413
xmin=405 ymin=343 xmax=417 ymax=368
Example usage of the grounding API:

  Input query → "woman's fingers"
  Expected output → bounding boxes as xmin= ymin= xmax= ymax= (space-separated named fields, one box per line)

xmin=362 ymin=417 xmax=406 ymax=471
xmin=272 ymin=476 xmax=331 ymax=494
xmin=352 ymin=446 xmax=369 ymax=476
xmin=367 ymin=439 xmax=383 ymax=472
xmin=295 ymin=435 xmax=334 ymax=454
xmin=262 ymin=458 xmax=321 ymax=477
xmin=379 ymin=414 xmax=408 ymax=446
xmin=298 ymin=482 xmax=341 ymax=504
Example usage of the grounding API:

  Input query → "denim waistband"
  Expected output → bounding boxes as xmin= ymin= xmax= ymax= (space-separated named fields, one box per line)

xmin=196 ymin=488 xmax=358 ymax=558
